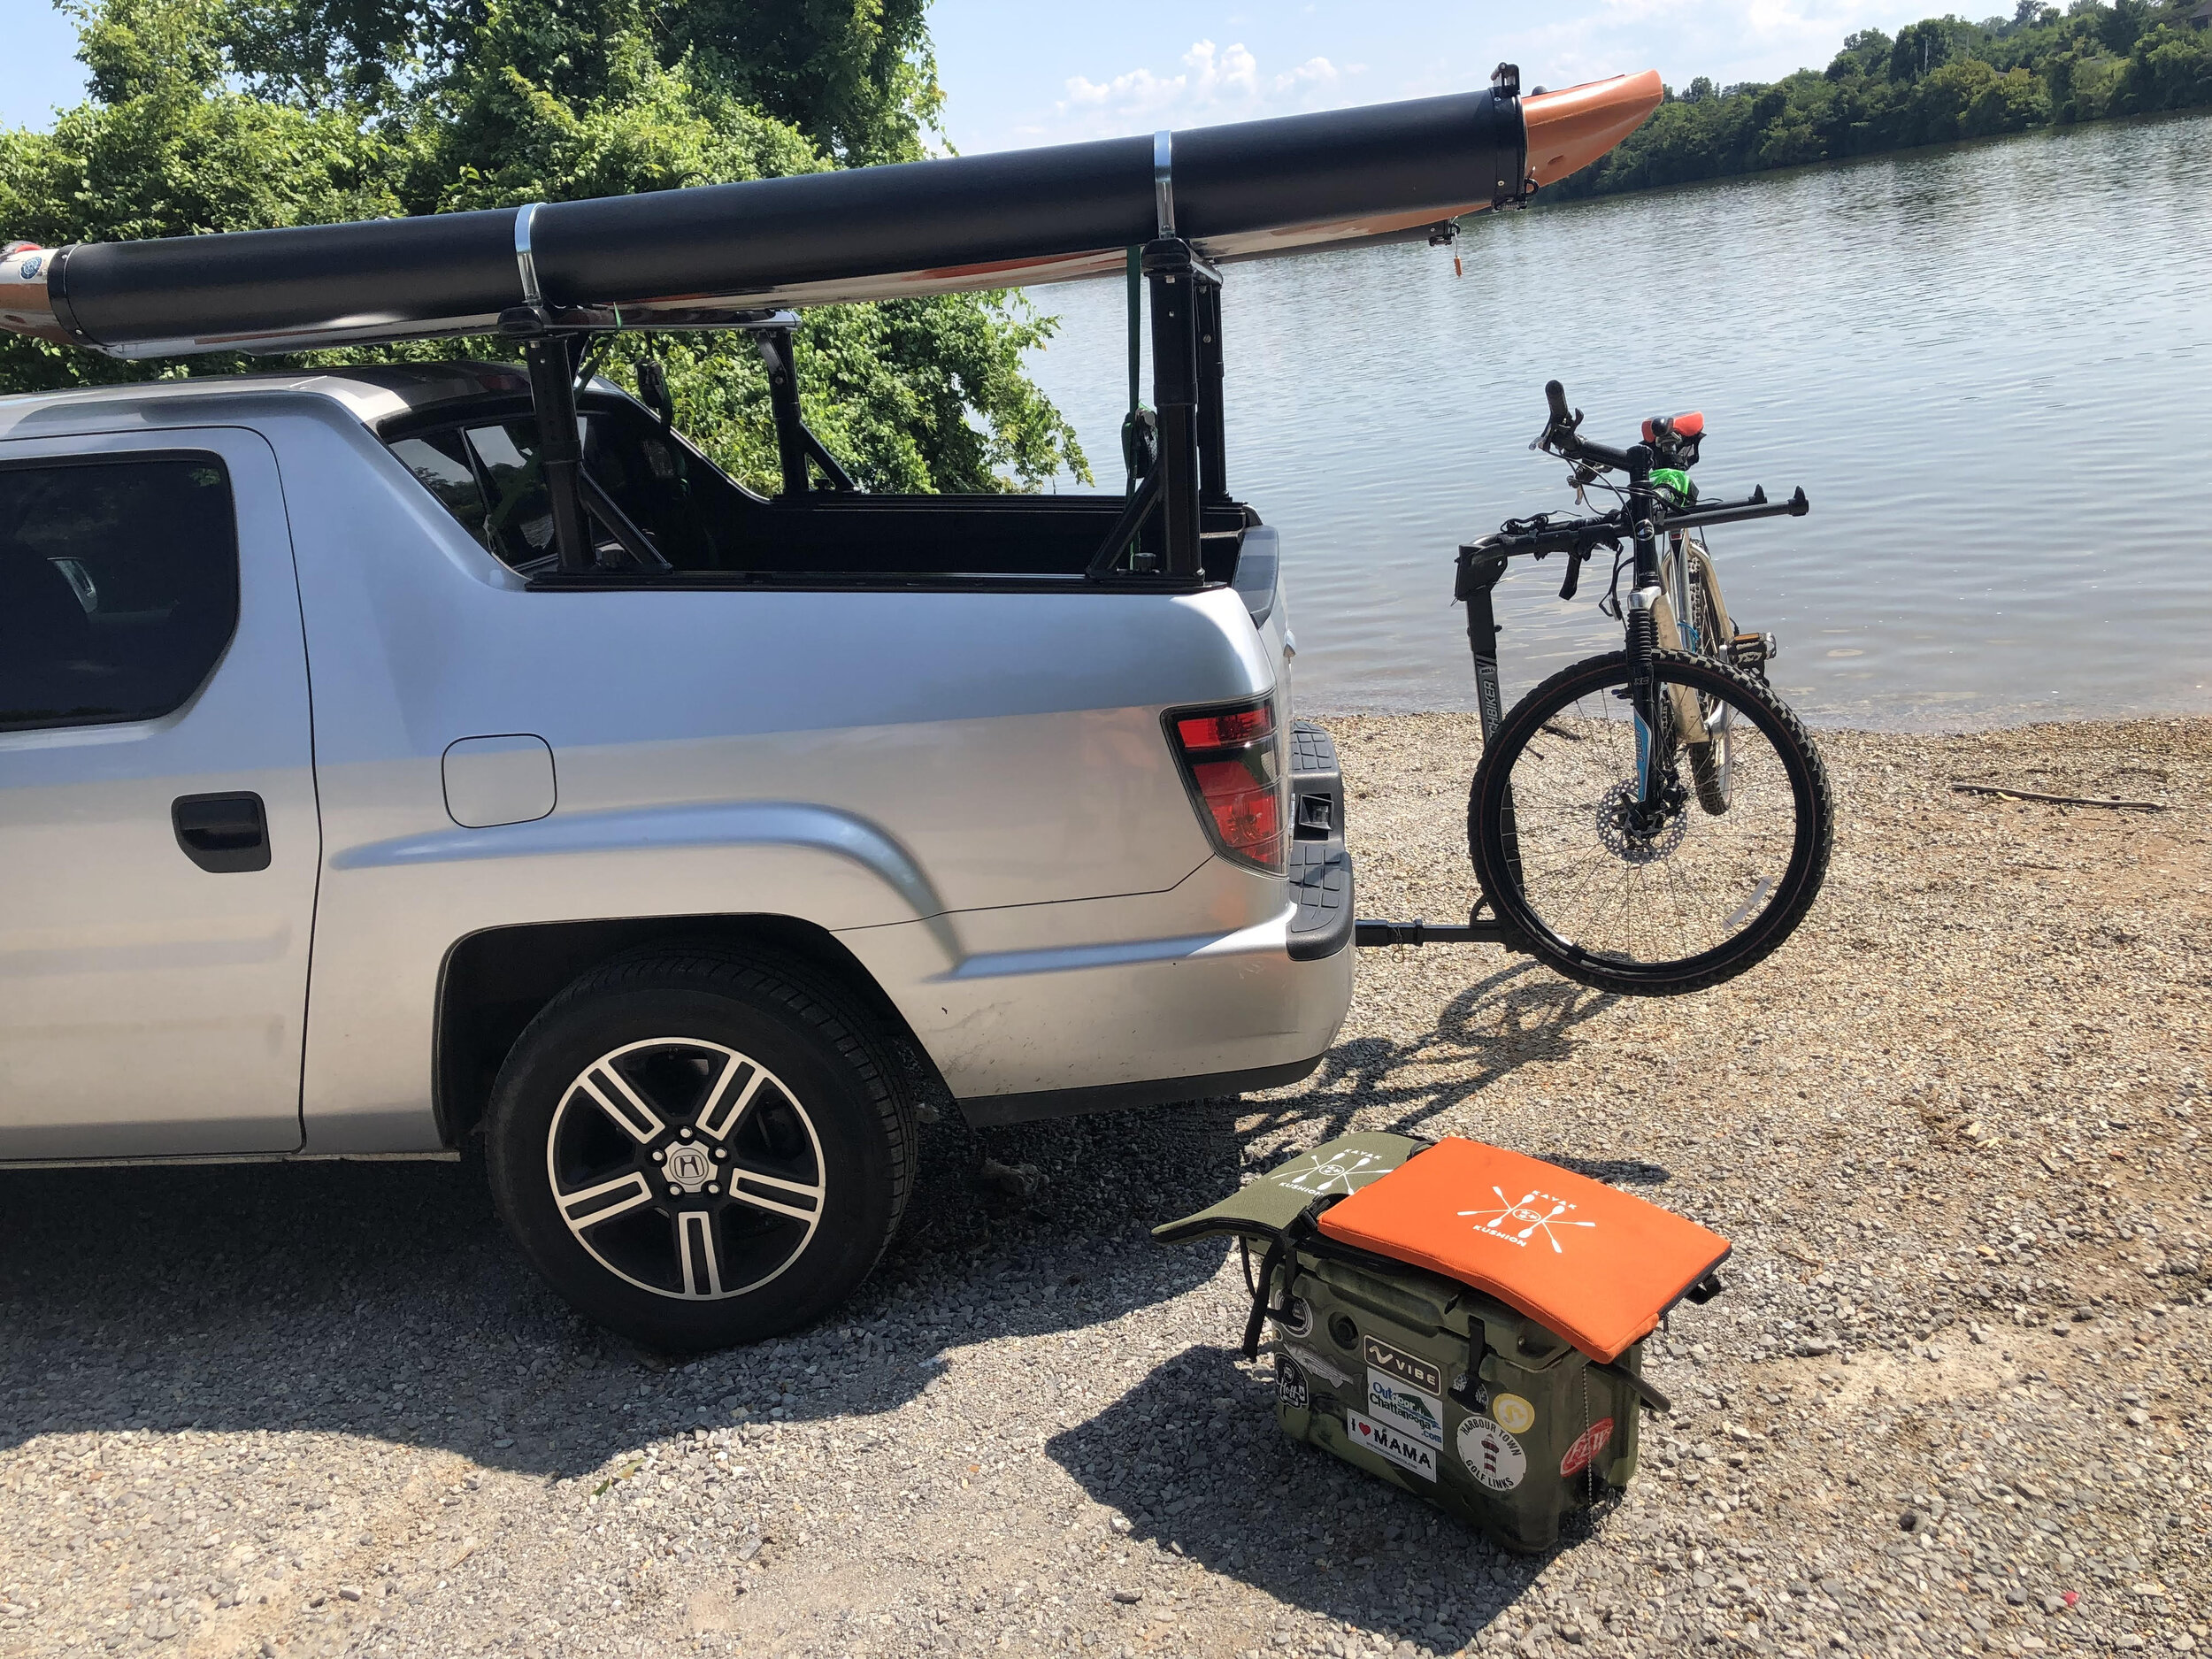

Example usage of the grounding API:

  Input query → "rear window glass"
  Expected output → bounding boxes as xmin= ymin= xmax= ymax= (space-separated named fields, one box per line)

xmin=387 ymin=403 xmax=750 ymax=573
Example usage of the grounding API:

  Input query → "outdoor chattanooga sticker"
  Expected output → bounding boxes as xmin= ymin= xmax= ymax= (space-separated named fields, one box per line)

xmin=1560 ymin=1418 xmax=1617 ymax=1478
xmin=1455 ymin=1416 xmax=1526 ymax=1492
xmin=1346 ymin=1410 xmax=1438 ymax=1481
xmin=1366 ymin=1369 xmax=1445 ymax=1449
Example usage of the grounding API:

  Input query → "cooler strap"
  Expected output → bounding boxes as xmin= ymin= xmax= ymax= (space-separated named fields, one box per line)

xmin=1240 ymin=1235 xmax=1289 ymax=1360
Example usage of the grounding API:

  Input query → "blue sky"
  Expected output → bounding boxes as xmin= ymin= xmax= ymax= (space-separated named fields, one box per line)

xmin=3 ymin=0 xmax=1955 ymax=142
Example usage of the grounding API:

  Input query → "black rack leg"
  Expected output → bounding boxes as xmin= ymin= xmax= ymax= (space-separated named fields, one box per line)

xmin=1143 ymin=238 xmax=1202 ymax=578
xmin=524 ymin=337 xmax=591 ymax=573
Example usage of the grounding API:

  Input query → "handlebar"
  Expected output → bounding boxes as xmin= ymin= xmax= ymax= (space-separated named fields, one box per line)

xmin=1532 ymin=379 xmax=1635 ymax=472
xmin=1472 ymin=485 xmax=1809 ymax=562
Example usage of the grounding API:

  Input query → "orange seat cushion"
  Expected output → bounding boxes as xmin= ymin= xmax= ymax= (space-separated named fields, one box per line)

xmin=1313 ymin=1138 xmax=1730 ymax=1364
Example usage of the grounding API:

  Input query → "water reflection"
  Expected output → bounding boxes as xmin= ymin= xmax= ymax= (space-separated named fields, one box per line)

xmin=1021 ymin=111 xmax=2212 ymax=729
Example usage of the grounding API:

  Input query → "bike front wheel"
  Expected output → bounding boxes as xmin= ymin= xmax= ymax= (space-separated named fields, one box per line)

xmin=1467 ymin=649 xmax=1832 ymax=995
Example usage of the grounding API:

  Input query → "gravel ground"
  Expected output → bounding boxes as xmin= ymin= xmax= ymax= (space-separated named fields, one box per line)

xmin=2 ymin=715 xmax=2207 ymax=1659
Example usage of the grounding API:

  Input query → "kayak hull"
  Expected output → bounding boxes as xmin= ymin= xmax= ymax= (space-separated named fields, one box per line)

xmin=2 ymin=71 xmax=1663 ymax=359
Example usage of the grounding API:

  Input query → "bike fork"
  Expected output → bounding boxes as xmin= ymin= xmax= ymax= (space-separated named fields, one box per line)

xmin=1624 ymin=446 xmax=1669 ymax=809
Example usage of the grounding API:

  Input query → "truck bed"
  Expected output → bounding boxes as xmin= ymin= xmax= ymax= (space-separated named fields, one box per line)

xmin=374 ymin=378 xmax=1251 ymax=587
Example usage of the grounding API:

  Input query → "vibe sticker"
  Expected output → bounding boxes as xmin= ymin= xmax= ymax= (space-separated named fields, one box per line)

xmin=1346 ymin=1409 xmax=1438 ymax=1481
xmin=1282 ymin=1340 xmax=1351 ymax=1390
xmin=1560 ymin=1417 xmax=1617 ymax=1478
xmin=1276 ymin=1355 xmax=1309 ymax=1412
xmin=1458 ymin=1186 xmax=1598 ymax=1254
xmin=1491 ymin=1392 xmax=1536 ymax=1435
xmin=1361 ymin=1335 xmax=1442 ymax=1396
xmin=1455 ymin=1416 xmax=1526 ymax=1491
xmin=1367 ymin=1369 xmax=1445 ymax=1449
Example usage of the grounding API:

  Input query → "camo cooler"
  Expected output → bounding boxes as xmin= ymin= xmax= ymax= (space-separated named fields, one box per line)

xmin=1156 ymin=1133 xmax=1729 ymax=1553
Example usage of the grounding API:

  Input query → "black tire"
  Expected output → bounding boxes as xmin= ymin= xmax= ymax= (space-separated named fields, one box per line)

xmin=1467 ymin=649 xmax=1832 ymax=995
xmin=485 ymin=946 xmax=916 ymax=1351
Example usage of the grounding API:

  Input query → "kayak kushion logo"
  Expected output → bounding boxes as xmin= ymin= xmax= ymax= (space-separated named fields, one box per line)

xmin=1272 ymin=1148 xmax=1394 ymax=1197
xmin=1459 ymin=1186 xmax=1598 ymax=1253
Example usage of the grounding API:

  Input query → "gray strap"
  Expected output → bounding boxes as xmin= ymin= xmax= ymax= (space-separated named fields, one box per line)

xmin=1153 ymin=131 xmax=1176 ymax=237
xmin=513 ymin=202 xmax=544 ymax=309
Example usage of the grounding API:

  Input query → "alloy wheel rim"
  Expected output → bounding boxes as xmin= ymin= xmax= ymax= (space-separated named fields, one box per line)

xmin=545 ymin=1037 xmax=826 ymax=1301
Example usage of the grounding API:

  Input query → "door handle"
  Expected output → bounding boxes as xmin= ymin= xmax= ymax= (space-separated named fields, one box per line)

xmin=172 ymin=792 xmax=271 ymax=873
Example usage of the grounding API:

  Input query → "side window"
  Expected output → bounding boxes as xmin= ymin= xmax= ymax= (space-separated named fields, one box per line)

xmin=0 ymin=455 xmax=240 ymax=732
xmin=465 ymin=422 xmax=558 ymax=569
xmin=390 ymin=430 xmax=490 ymax=547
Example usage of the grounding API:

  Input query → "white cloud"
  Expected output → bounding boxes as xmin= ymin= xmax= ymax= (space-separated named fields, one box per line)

xmin=1049 ymin=40 xmax=1359 ymax=138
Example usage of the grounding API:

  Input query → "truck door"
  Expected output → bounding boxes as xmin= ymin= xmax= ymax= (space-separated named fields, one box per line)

xmin=0 ymin=429 xmax=319 ymax=1159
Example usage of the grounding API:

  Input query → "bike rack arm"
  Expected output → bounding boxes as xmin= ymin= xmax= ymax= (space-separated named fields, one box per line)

xmin=1354 ymin=917 xmax=1522 ymax=948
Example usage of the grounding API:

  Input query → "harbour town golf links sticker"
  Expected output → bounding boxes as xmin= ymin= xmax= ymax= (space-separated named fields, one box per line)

xmin=1560 ymin=1417 xmax=1617 ymax=1478
xmin=1346 ymin=1410 xmax=1438 ymax=1481
xmin=1361 ymin=1335 xmax=1442 ymax=1396
xmin=1276 ymin=1355 xmax=1309 ymax=1412
xmin=1455 ymin=1416 xmax=1526 ymax=1491
xmin=1458 ymin=1186 xmax=1599 ymax=1254
xmin=1281 ymin=1340 xmax=1352 ymax=1390
xmin=1490 ymin=1392 xmax=1537 ymax=1434
xmin=1366 ymin=1369 xmax=1445 ymax=1448
xmin=1272 ymin=1148 xmax=1394 ymax=1197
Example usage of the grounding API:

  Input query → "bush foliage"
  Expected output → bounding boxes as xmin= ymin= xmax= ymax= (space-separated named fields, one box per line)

xmin=0 ymin=0 xmax=1089 ymax=494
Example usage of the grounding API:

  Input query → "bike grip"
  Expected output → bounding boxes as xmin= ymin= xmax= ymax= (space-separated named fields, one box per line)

xmin=1545 ymin=380 xmax=1571 ymax=424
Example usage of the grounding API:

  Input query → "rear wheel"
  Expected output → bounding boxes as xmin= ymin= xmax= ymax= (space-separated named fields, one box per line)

xmin=1468 ymin=649 xmax=1832 ymax=995
xmin=486 ymin=947 xmax=915 ymax=1351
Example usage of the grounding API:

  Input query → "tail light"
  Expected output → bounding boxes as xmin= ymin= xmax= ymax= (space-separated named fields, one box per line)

xmin=1166 ymin=698 xmax=1285 ymax=873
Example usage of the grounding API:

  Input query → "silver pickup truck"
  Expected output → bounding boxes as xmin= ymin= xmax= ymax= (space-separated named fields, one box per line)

xmin=0 ymin=361 xmax=1353 ymax=1348
xmin=0 ymin=67 xmax=1662 ymax=1348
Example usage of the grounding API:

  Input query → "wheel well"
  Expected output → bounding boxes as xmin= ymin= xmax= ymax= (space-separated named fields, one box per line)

xmin=433 ymin=914 xmax=925 ymax=1145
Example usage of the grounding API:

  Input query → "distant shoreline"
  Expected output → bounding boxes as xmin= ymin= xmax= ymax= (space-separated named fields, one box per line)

xmin=1534 ymin=8 xmax=2212 ymax=211
xmin=1521 ymin=103 xmax=2209 ymax=216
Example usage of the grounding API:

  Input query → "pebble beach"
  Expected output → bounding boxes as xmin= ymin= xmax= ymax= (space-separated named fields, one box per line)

xmin=0 ymin=716 xmax=2205 ymax=1659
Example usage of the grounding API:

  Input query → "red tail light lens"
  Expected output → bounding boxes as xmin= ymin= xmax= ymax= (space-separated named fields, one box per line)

xmin=1166 ymin=699 xmax=1285 ymax=872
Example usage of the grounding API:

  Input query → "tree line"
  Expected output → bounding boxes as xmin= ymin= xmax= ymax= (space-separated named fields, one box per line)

xmin=0 ymin=0 xmax=1089 ymax=494
xmin=1544 ymin=0 xmax=2212 ymax=204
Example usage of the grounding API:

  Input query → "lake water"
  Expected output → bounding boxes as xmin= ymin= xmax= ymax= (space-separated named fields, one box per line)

xmin=1019 ymin=111 xmax=2212 ymax=729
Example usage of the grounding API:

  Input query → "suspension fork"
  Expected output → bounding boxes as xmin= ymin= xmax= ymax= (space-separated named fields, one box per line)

xmin=1623 ymin=444 xmax=1671 ymax=808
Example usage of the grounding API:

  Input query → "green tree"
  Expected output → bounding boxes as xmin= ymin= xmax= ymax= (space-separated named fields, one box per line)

xmin=0 ymin=0 xmax=1088 ymax=494
xmin=1541 ymin=0 xmax=2212 ymax=206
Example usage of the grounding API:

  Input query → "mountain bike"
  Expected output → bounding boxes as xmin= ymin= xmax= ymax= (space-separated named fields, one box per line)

xmin=1454 ymin=381 xmax=1834 ymax=995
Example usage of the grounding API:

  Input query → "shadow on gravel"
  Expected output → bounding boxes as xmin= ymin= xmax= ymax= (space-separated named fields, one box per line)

xmin=0 ymin=1093 xmax=1251 ymax=1478
xmin=1045 ymin=1345 xmax=1606 ymax=1654
xmin=1242 ymin=959 xmax=1622 ymax=1147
